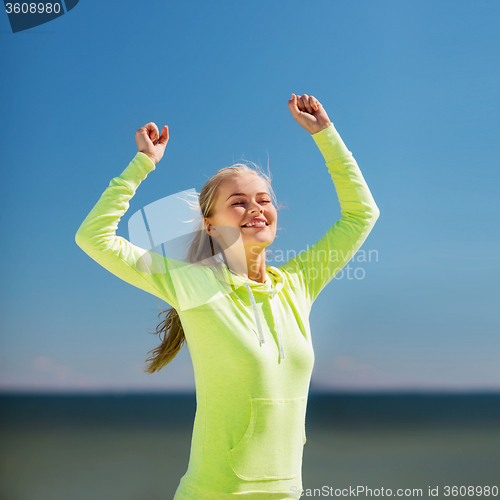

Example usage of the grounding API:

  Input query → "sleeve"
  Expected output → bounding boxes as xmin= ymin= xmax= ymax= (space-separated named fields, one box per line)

xmin=75 ymin=152 xmax=180 ymax=310
xmin=279 ymin=123 xmax=380 ymax=309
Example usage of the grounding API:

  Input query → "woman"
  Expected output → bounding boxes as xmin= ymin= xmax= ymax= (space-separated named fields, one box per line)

xmin=75 ymin=93 xmax=380 ymax=499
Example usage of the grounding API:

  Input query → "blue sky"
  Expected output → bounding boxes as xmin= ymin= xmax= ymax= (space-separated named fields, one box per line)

xmin=1 ymin=0 xmax=498 ymax=393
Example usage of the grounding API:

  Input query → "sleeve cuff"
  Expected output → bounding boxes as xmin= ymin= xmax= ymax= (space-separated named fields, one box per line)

xmin=311 ymin=123 xmax=351 ymax=163
xmin=137 ymin=151 xmax=156 ymax=168
xmin=119 ymin=152 xmax=156 ymax=190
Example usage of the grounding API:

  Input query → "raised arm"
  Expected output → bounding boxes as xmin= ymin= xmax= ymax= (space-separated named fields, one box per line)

xmin=280 ymin=94 xmax=380 ymax=307
xmin=75 ymin=123 xmax=180 ymax=309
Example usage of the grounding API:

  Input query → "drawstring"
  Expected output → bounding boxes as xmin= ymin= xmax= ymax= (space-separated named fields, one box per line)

xmin=244 ymin=283 xmax=286 ymax=360
xmin=245 ymin=283 xmax=266 ymax=346
xmin=270 ymin=291 xmax=286 ymax=360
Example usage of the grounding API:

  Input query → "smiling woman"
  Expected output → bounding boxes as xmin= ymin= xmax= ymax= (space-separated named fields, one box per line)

xmin=74 ymin=93 xmax=380 ymax=499
xmin=204 ymin=170 xmax=279 ymax=284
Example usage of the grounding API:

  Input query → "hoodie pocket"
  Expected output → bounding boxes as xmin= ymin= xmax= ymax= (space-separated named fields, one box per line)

xmin=228 ymin=397 xmax=307 ymax=481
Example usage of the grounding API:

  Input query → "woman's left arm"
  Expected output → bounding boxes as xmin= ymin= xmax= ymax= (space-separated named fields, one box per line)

xmin=281 ymin=94 xmax=380 ymax=307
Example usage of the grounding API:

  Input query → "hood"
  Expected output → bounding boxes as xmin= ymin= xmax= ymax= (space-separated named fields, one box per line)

xmin=218 ymin=264 xmax=287 ymax=361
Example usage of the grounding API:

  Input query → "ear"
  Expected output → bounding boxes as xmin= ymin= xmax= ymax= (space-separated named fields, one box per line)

xmin=204 ymin=218 xmax=212 ymax=236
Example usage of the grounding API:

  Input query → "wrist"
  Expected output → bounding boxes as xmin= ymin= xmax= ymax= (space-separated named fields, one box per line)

xmin=310 ymin=121 xmax=332 ymax=135
xmin=139 ymin=150 xmax=156 ymax=165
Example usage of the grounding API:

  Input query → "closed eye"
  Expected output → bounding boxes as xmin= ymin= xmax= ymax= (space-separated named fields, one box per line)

xmin=232 ymin=200 xmax=271 ymax=206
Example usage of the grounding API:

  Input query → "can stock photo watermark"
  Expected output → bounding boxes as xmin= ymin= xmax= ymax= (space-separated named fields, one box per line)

xmin=3 ymin=0 xmax=79 ymax=33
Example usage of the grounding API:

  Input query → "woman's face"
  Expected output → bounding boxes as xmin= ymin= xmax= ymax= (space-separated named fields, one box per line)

xmin=204 ymin=173 xmax=278 ymax=253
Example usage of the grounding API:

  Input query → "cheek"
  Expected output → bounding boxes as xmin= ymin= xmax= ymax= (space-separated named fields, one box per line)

xmin=222 ymin=208 xmax=242 ymax=224
xmin=268 ymin=208 xmax=278 ymax=223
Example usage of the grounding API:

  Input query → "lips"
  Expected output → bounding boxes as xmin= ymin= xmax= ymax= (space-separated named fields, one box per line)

xmin=241 ymin=218 xmax=268 ymax=227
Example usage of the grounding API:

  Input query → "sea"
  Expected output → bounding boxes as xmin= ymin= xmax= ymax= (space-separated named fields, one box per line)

xmin=1 ymin=392 xmax=499 ymax=500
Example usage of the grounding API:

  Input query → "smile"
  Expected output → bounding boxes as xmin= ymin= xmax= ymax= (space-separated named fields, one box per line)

xmin=241 ymin=222 xmax=268 ymax=228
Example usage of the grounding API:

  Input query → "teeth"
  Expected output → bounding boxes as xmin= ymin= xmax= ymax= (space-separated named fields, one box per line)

xmin=244 ymin=221 xmax=266 ymax=227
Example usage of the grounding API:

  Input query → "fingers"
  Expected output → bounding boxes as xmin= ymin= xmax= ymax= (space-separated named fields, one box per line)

xmin=288 ymin=93 xmax=300 ymax=118
xmin=158 ymin=125 xmax=169 ymax=147
xmin=298 ymin=94 xmax=309 ymax=113
xmin=289 ymin=94 xmax=320 ymax=113
xmin=147 ymin=122 xmax=160 ymax=143
xmin=136 ymin=122 xmax=160 ymax=143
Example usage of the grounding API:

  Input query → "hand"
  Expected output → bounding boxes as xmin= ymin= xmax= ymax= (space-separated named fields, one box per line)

xmin=135 ymin=123 xmax=169 ymax=165
xmin=287 ymin=94 xmax=332 ymax=134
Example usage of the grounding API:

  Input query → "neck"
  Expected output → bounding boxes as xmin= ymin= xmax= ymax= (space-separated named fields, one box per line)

xmin=224 ymin=244 xmax=267 ymax=283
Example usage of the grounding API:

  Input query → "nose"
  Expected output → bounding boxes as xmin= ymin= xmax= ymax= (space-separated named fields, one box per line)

xmin=249 ymin=203 xmax=264 ymax=214
xmin=250 ymin=206 xmax=264 ymax=214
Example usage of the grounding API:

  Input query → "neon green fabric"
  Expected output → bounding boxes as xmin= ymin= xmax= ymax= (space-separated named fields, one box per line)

xmin=75 ymin=123 xmax=380 ymax=499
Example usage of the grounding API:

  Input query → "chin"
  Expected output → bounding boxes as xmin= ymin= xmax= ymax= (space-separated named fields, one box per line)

xmin=243 ymin=235 xmax=275 ymax=248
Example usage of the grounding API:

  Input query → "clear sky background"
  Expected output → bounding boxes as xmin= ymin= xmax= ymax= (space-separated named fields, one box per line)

xmin=1 ymin=0 xmax=498 ymax=394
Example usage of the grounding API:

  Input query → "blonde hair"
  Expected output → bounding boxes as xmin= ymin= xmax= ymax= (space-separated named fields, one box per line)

xmin=144 ymin=160 xmax=284 ymax=373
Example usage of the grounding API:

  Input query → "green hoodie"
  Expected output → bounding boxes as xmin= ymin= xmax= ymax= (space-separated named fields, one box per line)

xmin=75 ymin=123 xmax=380 ymax=499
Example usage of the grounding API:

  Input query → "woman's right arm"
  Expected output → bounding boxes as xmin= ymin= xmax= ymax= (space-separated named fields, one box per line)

xmin=75 ymin=123 xmax=180 ymax=309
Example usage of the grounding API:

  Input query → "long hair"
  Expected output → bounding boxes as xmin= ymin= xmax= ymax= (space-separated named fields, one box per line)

xmin=143 ymin=160 xmax=284 ymax=373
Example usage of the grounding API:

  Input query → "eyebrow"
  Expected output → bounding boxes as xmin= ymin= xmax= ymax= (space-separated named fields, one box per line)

xmin=226 ymin=192 xmax=270 ymax=201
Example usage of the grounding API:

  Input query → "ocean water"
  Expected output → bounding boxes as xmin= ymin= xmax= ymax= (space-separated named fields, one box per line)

xmin=0 ymin=393 xmax=499 ymax=500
